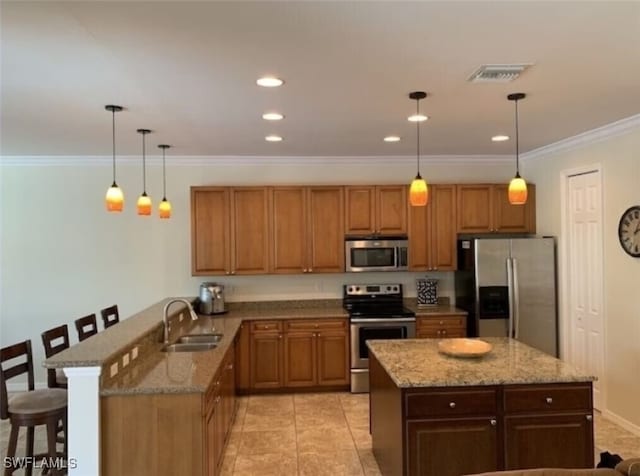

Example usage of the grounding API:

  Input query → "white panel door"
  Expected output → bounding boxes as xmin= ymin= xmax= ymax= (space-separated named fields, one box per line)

xmin=567 ymin=171 xmax=604 ymax=409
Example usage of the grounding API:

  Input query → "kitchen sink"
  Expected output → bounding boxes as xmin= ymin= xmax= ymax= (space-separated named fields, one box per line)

xmin=175 ymin=333 xmax=223 ymax=344
xmin=162 ymin=342 xmax=218 ymax=352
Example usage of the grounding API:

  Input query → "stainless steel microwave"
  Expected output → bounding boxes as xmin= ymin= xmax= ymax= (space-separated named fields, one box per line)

xmin=345 ymin=236 xmax=408 ymax=272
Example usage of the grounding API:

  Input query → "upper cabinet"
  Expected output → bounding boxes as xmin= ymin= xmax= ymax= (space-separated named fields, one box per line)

xmin=191 ymin=187 xmax=269 ymax=276
xmin=345 ymin=186 xmax=407 ymax=235
xmin=408 ymin=185 xmax=457 ymax=271
xmin=457 ymin=184 xmax=536 ymax=234
xmin=270 ymin=186 xmax=344 ymax=274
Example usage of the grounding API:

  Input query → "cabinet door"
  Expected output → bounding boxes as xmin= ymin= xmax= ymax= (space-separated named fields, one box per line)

xmin=345 ymin=186 xmax=376 ymax=234
xmin=457 ymin=185 xmax=493 ymax=233
xmin=493 ymin=184 xmax=536 ymax=233
xmin=505 ymin=414 xmax=594 ymax=470
xmin=284 ymin=332 xmax=316 ymax=387
xmin=230 ymin=187 xmax=270 ymax=274
xmin=407 ymin=418 xmax=499 ymax=476
xmin=235 ymin=324 xmax=251 ymax=393
xmin=376 ymin=186 xmax=407 ymax=234
xmin=271 ymin=187 xmax=307 ymax=273
xmin=191 ymin=188 xmax=230 ymax=275
xmin=316 ymin=331 xmax=350 ymax=386
xmin=206 ymin=395 xmax=223 ymax=476
xmin=307 ymin=187 xmax=345 ymax=273
xmin=250 ymin=333 xmax=283 ymax=389
xmin=430 ymin=185 xmax=457 ymax=270
xmin=223 ymin=347 xmax=236 ymax=433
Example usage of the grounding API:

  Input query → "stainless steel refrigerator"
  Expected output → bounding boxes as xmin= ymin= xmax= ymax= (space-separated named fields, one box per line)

xmin=455 ymin=237 xmax=558 ymax=356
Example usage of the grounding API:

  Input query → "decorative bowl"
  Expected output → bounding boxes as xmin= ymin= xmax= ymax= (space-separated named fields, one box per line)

xmin=438 ymin=338 xmax=493 ymax=358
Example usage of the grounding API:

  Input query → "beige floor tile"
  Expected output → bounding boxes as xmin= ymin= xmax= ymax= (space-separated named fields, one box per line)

xmin=350 ymin=426 xmax=373 ymax=450
xmin=296 ymin=410 xmax=348 ymax=429
xmin=357 ymin=449 xmax=383 ymax=476
xmin=243 ymin=412 xmax=296 ymax=431
xmin=238 ymin=429 xmax=297 ymax=455
xmin=344 ymin=410 xmax=370 ymax=429
xmin=339 ymin=393 xmax=370 ymax=411
xmin=219 ymin=451 xmax=237 ymax=476
xmin=294 ymin=392 xmax=341 ymax=406
xmin=297 ymin=426 xmax=356 ymax=453
xmin=233 ymin=451 xmax=298 ymax=476
xmin=225 ymin=427 xmax=243 ymax=458
xmin=247 ymin=395 xmax=295 ymax=417
xmin=298 ymin=449 xmax=364 ymax=476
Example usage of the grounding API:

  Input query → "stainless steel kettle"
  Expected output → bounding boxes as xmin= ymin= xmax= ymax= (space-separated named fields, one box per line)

xmin=198 ymin=283 xmax=226 ymax=315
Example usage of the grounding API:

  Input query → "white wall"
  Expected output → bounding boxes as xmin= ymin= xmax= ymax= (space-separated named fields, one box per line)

xmin=522 ymin=125 xmax=640 ymax=433
xmin=0 ymin=156 xmax=514 ymax=383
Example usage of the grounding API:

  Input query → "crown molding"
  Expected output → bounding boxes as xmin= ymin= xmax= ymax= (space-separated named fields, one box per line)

xmin=522 ymin=114 xmax=640 ymax=161
xmin=0 ymin=154 xmax=511 ymax=167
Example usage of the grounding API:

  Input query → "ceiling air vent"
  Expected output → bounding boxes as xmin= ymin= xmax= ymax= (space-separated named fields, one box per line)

xmin=468 ymin=64 xmax=532 ymax=83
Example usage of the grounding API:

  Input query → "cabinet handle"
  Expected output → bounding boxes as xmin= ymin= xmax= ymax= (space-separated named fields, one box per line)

xmin=309 ymin=268 xmax=313 ymax=272
xmin=215 ymin=379 xmax=220 ymax=387
xmin=226 ymin=364 xmax=233 ymax=370
xmin=545 ymin=397 xmax=553 ymax=405
xmin=490 ymin=419 xmax=497 ymax=426
xmin=449 ymin=402 xmax=456 ymax=409
xmin=439 ymin=321 xmax=444 ymax=325
xmin=303 ymin=268 xmax=308 ymax=273
xmin=215 ymin=396 xmax=221 ymax=404
xmin=231 ymin=270 xmax=236 ymax=275
xmin=443 ymin=330 xmax=447 ymax=336
xmin=279 ymin=334 xmax=282 ymax=339
xmin=226 ymin=271 xmax=230 ymax=275
xmin=314 ymin=324 xmax=319 ymax=328
xmin=586 ymin=415 xmax=593 ymax=422
xmin=434 ymin=267 xmax=438 ymax=271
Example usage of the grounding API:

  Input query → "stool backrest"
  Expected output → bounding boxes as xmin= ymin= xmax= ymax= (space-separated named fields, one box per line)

xmin=100 ymin=305 xmax=119 ymax=329
xmin=75 ymin=313 xmax=98 ymax=341
xmin=41 ymin=324 xmax=70 ymax=388
xmin=0 ymin=340 xmax=34 ymax=419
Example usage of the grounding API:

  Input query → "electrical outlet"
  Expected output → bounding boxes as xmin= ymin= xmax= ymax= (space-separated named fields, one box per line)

xmin=122 ymin=353 xmax=130 ymax=368
xmin=131 ymin=346 xmax=139 ymax=360
xmin=110 ymin=362 xmax=119 ymax=378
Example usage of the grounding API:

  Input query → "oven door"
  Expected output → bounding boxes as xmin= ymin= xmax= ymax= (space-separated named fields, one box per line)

xmin=350 ymin=318 xmax=416 ymax=368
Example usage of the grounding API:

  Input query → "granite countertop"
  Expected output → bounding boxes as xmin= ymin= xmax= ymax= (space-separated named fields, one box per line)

xmin=44 ymin=297 xmax=348 ymax=396
xmin=403 ymin=299 xmax=468 ymax=316
xmin=367 ymin=337 xmax=596 ymax=388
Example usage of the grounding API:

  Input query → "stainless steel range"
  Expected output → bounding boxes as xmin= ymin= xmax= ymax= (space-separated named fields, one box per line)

xmin=343 ymin=283 xmax=416 ymax=393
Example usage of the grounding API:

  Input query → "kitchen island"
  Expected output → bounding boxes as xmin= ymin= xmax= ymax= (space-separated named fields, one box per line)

xmin=368 ymin=338 xmax=596 ymax=476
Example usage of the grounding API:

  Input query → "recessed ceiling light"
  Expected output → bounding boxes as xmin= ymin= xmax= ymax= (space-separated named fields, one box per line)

xmin=408 ymin=114 xmax=428 ymax=122
xmin=262 ymin=112 xmax=284 ymax=121
xmin=257 ymin=76 xmax=284 ymax=87
xmin=384 ymin=136 xmax=401 ymax=142
xmin=265 ymin=135 xmax=283 ymax=142
xmin=492 ymin=135 xmax=510 ymax=142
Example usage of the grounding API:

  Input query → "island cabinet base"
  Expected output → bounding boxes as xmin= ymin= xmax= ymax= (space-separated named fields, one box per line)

xmin=369 ymin=354 xmax=594 ymax=476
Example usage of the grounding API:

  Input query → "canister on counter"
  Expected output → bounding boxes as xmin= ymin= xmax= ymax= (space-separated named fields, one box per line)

xmin=416 ymin=278 xmax=438 ymax=307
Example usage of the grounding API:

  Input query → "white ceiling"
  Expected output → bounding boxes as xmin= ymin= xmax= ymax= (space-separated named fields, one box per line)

xmin=2 ymin=1 xmax=640 ymax=157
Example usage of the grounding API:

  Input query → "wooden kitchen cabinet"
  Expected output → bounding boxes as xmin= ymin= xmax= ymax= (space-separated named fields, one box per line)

xmin=270 ymin=186 xmax=345 ymax=274
xmin=457 ymin=184 xmax=536 ymax=234
xmin=235 ymin=323 xmax=251 ymax=394
xmin=503 ymin=383 xmax=594 ymax=470
xmin=416 ymin=314 xmax=466 ymax=338
xmin=408 ymin=184 xmax=457 ymax=271
xmin=245 ymin=318 xmax=349 ymax=391
xmin=345 ymin=185 xmax=407 ymax=235
xmin=191 ymin=186 xmax=269 ymax=275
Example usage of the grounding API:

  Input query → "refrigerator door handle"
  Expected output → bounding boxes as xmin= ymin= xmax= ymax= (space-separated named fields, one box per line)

xmin=513 ymin=257 xmax=520 ymax=339
xmin=507 ymin=257 xmax=514 ymax=338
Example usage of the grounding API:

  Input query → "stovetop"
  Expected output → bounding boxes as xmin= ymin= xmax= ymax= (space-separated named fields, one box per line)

xmin=343 ymin=283 xmax=416 ymax=319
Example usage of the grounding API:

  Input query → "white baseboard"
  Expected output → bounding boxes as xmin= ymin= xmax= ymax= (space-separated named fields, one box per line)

xmin=603 ymin=409 xmax=640 ymax=437
xmin=6 ymin=381 xmax=47 ymax=392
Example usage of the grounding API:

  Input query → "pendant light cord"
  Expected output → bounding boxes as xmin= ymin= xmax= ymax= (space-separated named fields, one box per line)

xmin=416 ymin=98 xmax=421 ymax=176
xmin=162 ymin=147 xmax=167 ymax=200
xmin=515 ymin=98 xmax=520 ymax=176
xmin=142 ymin=133 xmax=147 ymax=194
xmin=111 ymin=110 xmax=117 ymax=185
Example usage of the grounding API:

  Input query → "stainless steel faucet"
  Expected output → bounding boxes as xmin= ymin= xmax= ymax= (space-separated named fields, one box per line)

xmin=163 ymin=298 xmax=199 ymax=345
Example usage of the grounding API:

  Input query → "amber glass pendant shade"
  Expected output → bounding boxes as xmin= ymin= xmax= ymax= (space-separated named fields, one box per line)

xmin=159 ymin=199 xmax=171 ymax=219
xmin=410 ymin=174 xmax=428 ymax=206
xmin=105 ymin=183 xmax=124 ymax=211
xmin=137 ymin=193 xmax=152 ymax=215
xmin=508 ymin=174 xmax=528 ymax=205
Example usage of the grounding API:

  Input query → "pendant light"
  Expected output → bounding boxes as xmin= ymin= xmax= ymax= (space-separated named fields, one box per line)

xmin=105 ymin=105 xmax=124 ymax=211
xmin=158 ymin=144 xmax=172 ymax=219
xmin=507 ymin=93 xmax=528 ymax=205
xmin=136 ymin=128 xmax=152 ymax=215
xmin=408 ymin=91 xmax=428 ymax=207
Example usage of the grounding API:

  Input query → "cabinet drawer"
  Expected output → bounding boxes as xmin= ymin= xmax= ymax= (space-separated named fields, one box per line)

xmin=504 ymin=384 xmax=592 ymax=414
xmin=406 ymin=389 xmax=497 ymax=418
xmin=417 ymin=328 xmax=465 ymax=339
xmin=285 ymin=319 xmax=346 ymax=332
xmin=250 ymin=320 xmax=283 ymax=333
xmin=417 ymin=316 xmax=464 ymax=330
xmin=204 ymin=372 xmax=222 ymax=414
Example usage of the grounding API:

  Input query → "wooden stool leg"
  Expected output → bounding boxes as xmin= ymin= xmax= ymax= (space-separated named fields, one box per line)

xmin=62 ymin=412 xmax=68 ymax=457
xmin=4 ymin=423 xmax=19 ymax=476
xmin=45 ymin=419 xmax=59 ymax=476
xmin=25 ymin=425 xmax=34 ymax=476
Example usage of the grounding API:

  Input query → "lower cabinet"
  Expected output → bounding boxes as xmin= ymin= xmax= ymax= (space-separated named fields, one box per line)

xmin=416 ymin=314 xmax=466 ymax=338
xmin=247 ymin=318 xmax=349 ymax=391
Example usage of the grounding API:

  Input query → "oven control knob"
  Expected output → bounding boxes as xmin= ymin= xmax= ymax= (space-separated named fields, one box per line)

xmin=348 ymin=286 xmax=354 ymax=293
xmin=355 ymin=286 xmax=360 ymax=292
xmin=386 ymin=286 xmax=391 ymax=291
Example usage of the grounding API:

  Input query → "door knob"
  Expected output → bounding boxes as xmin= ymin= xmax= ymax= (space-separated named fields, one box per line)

xmin=545 ymin=397 xmax=553 ymax=404
xmin=490 ymin=419 xmax=497 ymax=426
xmin=449 ymin=402 xmax=456 ymax=409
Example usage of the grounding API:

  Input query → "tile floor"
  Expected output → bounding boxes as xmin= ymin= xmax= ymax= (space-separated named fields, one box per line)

xmin=1 ymin=392 xmax=639 ymax=475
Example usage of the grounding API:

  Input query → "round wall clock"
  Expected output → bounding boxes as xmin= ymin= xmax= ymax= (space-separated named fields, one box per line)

xmin=618 ymin=205 xmax=640 ymax=257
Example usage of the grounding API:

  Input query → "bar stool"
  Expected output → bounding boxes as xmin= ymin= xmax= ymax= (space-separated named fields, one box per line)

xmin=100 ymin=304 xmax=119 ymax=329
xmin=41 ymin=324 xmax=70 ymax=389
xmin=1 ymin=340 xmax=67 ymax=476
xmin=74 ymin=313 xmax=98 ymax=341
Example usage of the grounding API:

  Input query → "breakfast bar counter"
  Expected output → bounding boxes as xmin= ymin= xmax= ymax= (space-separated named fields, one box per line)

xmin=368 ymin=338 xmax=596 ymax=476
